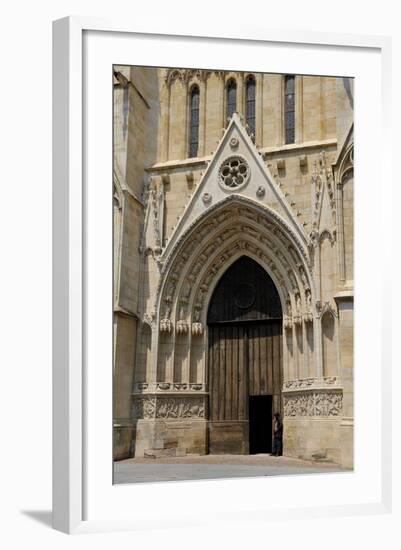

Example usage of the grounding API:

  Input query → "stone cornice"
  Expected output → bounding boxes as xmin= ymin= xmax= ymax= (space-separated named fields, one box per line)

xmin=114 ymin=305 xmax=139 ymax=318
xmin=144 ymin=140 xmax=338 ymax=173
xmin=261 ymin=138 xmax=337 ymax=156
xmin=282 ymin=377 xmax=342 ymax=393
xmin=145 ymin=155 xmax=211 ymax=172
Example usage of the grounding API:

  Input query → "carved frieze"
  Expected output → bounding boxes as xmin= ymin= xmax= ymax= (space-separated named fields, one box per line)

xmin=283 ymin=390 xmax=343 ymax=417
xmin=132 ymin=395 xmax=206 ymax=420
xmin=156 ymin=397 xmax=205 ymax=419
xmin=314 ymin=392 xmax=343 ymax=417
xmin=133 ymin=396 xmax=156 ymax=419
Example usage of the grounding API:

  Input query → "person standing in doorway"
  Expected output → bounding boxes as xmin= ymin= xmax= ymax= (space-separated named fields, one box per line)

xmin=272 ymin=412 xmax=283 ymax=456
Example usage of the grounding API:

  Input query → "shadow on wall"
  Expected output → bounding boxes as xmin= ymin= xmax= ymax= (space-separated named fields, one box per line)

xmin=342 ymin=77 xmax=353 ymax=110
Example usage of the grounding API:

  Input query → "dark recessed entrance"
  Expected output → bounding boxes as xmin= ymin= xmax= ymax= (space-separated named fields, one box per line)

xmin=249 ymin=395 xmax=273 ymax=454
xmin=207 ymin=256 xmax=283 ymax=455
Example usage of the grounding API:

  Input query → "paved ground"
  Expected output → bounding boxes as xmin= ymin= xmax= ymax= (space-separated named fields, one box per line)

xmin=114 ymin=454 xmax=349 ymax=484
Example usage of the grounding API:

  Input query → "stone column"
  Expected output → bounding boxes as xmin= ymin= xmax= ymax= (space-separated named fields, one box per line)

xmin=335 ymin=294 xmax=354 ymax=467
xmin=160 ymin=82 xmax=171 ymax=162
xmin=199 ymin=79 xmax=207 ymax=157
xmin=113 ymin=311 xmax=138 ymax=459
xmin=255 ymin=73 xmax=263 ymax=146
xmin=236 ymin=72 xmax=244 ymax=117
xmin=336 ymin=181 xmax=346 ymax=284
xmin=295 ymin=75 xmax=304 ymax=144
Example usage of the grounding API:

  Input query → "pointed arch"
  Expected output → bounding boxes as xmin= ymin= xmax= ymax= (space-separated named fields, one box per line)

xmin=207 ymin=255 xmax=282 ymax=324
xmin=157 ymin=197 xmax=314 ymax=335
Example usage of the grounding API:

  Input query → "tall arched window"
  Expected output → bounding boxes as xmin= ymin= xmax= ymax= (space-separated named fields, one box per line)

xmin=284 ymin=75 xmax=295 ymax=144
xmin=226 ymin=79 xmax=237 ymax=122
xmin=246 ymin=75 xmax=256 ymax=137
xmin=188 ymin=85 xmax=200 ymax=158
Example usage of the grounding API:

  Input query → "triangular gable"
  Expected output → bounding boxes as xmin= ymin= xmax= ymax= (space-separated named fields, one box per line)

xmin=162 ymin=113 xmax=307 ymax=260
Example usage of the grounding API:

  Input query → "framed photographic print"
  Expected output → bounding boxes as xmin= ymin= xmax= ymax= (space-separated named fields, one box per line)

xmin=53 ymin=17 xmax=392 ymax=534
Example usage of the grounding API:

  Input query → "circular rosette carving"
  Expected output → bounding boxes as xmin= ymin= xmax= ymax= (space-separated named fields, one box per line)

xmin=219 ymin=156 xmax=250 ymax=190
xmin=229 ymin=136 xmax=239 ymax=149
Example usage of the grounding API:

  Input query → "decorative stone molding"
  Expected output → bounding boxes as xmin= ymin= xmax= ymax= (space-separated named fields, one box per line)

xmin=142 ymin=313 xmax=155 ymax=328
xmin=256 ymin=186 xmax=265 ymax=198
xmin=293 ymin=314 xmax=303 ymax=326
xmin=176 ymin=319 xmax=188 ymax=334
xmin=299 ymin=154 xmax=307 ymax=170
xmin=283 ymin=377 xmax=340 ymax=391
xmin=165 ymin=68 xmax=226 ymax=88
xmin=303 ymin=312 xmax=314 ymax=323
xmin=283 ymin=316 xmax=293 ymax=330
xmin=132 ymin=395 xmax=206 ymax=419
xmin=284 ymin=393 xmax=314 ymax=417
xmin=133 ymin=382 xmax=207 ymax=394
xmin=157 ymin=397 xmax=205 ymax=419
xmin=202 ymin=192 xmax=212 ymax=205
xmin=229 ymin=136 xmax=239 ymax=149
xmin=311 ymin=151 xmax=337 ymax=233
xmin=156 ymin=198 xmax=314 ymax=335
xmin=160 ymin=318 xmax=173 ymax=333
xmin=218 ymin=156 xmax=250 ymax=190
xmin=160 ymin=196 xmax=309 ymax=283
xmin=283 ymin=389 xmax=343 ymax=417
xmin=316 ymin=300 xmax=338 ymax=319
xmin=133 ymin=396 xmax=156 ymax=419
xmin=191 ymin=322 xmax=204 ymax=336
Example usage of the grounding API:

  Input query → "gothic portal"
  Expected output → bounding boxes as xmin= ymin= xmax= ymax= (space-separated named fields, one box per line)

xmin=207 ymin=256 xmax=283 ymax=455
xmin=113 ymin=67 xmax=354 ymax=468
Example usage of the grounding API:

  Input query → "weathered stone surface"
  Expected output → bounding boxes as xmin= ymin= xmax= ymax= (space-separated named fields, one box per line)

xmin=113 ymin=67 xmax=354 ymax=468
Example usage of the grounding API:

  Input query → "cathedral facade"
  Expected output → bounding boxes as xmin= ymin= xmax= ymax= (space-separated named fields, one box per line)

xmin=113 ymin=66 xmax=354 ymax=468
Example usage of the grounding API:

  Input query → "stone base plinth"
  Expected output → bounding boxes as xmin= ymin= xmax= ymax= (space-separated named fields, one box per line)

xmin=339 ymin=417 xmax=354 ymax=468
xmin=113 ymin=423 xmax=134 ymax=460
xmin=134 ymin=418 xmax=208 ymax=457
xmin=284 ymin=417 xmax=344 ymax=465
xmin=208 ymin=421 xmax=249 ymax=454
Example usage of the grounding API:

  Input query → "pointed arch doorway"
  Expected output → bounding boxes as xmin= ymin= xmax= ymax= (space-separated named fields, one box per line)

xmin=207 ymin=256 xmax=283 ymax=454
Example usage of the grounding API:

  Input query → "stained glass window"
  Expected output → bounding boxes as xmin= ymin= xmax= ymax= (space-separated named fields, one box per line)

xmin=285 ymin=75 xmax=295 ymax=144
xmin=246 ymin=75 xmax=256 ymax=137
xmin=226 ymin=79 xmax=237 ymax=122
xmin=189 ymin=86 xmax=200 ymax=158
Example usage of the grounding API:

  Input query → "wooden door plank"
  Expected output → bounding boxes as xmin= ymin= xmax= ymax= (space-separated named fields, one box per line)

xmin=259 ymin=323 xmax=267 ymax=394
xmin=225 ymin=325 xmax=233 ymax=419
xmin=248 ymin=325 xmax=254 ymax=396
xmin=238 ymin=325 xmax=246 ymax=420
xmin=218 ymin=325 xmax=226 ymax=420
xmin=212 ymin=327 xmax=220 ymax=421
xmin=232 ymin=325 xmax=239 ymax=420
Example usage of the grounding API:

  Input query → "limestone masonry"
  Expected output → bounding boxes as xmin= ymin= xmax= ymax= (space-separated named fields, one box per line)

xmin=113 ymin=67 xmax=354 ymax=468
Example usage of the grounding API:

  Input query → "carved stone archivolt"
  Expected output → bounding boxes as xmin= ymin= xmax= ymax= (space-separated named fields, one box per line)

xmin=156 ymin=198 xmax=314 ymax=332
xmin=132 ymin=395 xmax=206 ymax=420
xmin=283 ymin=389 xmax=343 ymax=417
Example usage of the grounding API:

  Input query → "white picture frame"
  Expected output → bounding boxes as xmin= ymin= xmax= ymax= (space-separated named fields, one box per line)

xmin=52 ymin=16 xmax=392 ymax=534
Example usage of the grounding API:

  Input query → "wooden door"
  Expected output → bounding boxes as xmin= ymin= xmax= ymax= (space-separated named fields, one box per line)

xmin=207 ymin=257 xmax=283 ymax=454
xmin=208 ymin=321 xmax=282 ymax=453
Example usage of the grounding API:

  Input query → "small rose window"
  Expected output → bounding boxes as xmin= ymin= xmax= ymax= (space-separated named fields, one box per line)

xmin=219 ymin=156 xmax=249 ymax=189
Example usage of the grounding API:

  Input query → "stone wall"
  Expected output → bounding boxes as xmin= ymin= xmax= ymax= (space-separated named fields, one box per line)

xmin=112 ymin=67 xmax=354 ymax=467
